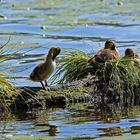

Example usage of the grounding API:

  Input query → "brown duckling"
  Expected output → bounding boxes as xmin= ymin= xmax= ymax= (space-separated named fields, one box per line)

xmin=123 ymin=48 xmax=140 ymax=66
xmin=29 ymin=46 xmax=61 ymax=90
xmin=125 ymin=48 xmax=139 ymax=59
xmin=88 ymin=40 xmax=119 ymax=66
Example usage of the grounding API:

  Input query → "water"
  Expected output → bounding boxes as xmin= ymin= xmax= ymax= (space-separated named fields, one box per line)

xmin=0 ymin=104 xmax=140 ymax=140
xmin=0 ymin=0 xmax=140 ymax=139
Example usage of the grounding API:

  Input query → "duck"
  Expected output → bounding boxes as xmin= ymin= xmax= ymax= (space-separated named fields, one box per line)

xmin=29 ymin=46 xmax=61 ymax=90
xmin=88 ymin=40 xmax=119 ymax=67
xmin=123 ymin=48 xmax=140 ymax=66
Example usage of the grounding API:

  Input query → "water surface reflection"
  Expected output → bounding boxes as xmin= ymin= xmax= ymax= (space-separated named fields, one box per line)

xmin=0 ymin=103 xmax=140 ymax=139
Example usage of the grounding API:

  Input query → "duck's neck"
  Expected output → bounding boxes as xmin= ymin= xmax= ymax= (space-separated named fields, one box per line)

xmin=45 ymin=55 xmax=54 ymax=62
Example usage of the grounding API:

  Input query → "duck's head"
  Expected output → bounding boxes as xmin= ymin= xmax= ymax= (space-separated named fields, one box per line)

xmin=48 ymin=46 xmax=61 ymax=61
xmin=104 ymin=40 xmax=116 ymax=50
xmin=125 ymin=48 xmax=139 ymax=59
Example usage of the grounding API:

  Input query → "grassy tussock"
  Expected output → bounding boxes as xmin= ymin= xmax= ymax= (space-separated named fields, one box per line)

xmin=52 ymin=49 xmax=140 ymax=97
xmin=104 ymin=58 xmax=140 ymax=94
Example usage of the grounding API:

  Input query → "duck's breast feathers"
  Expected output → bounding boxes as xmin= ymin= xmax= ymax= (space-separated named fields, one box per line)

xmin=41 ymin=61 xmax=56 ymax=80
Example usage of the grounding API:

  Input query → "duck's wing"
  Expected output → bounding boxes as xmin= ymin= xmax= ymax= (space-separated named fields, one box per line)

xmin=29 ymin=63 xmax=44 ymax=81
xmin=87 ymin=49 xmax=103 ymax=63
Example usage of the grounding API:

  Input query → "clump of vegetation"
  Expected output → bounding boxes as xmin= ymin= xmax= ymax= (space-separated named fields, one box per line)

xmin=51 ymin=49 xmax=93 ymax=83
xmin=103 ymin=58 xmax=140 ymax=103
xmin=0 ymin=39 xmax=19 ymax=115
xmin=51 ymin=49 xmax=140 ymax=103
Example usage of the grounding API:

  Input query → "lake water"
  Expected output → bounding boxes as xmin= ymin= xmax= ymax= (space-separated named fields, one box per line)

xmin=1 ymin=104 xmax=140 ymax=140
xmin=0 ymin=0 xmax=140 ymax=139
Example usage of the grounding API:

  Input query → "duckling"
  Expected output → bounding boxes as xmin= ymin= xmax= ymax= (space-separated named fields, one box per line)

xmin=88 ymin=40 xmax=119 ymax=66
xmin=29 ymin=46 xmax=61 ymax=90
xmin=123 ymin=48 xmax=140 ymax=66
xmin=125 ymin=48 xmax=139 ymax=59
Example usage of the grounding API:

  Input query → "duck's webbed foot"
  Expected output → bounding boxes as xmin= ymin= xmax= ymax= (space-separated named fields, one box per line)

xmin=45 ymin=80 xmax=50 ymax=91
xmin=40 ymin=81 xmax=50 ymax=91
